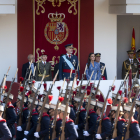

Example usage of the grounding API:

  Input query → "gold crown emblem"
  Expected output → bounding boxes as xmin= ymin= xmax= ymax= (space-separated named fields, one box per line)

xmin=48 ymin=12 xmax=65 ymax=22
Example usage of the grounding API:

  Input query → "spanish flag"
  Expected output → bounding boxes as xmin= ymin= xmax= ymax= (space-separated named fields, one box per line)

xmin=131 ymin=27 xmax=136 ymax=58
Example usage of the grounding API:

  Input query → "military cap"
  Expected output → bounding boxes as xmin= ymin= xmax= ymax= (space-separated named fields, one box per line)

xmin=124 ymin=105 xmax=135 ymax=113
xmin=136 ymin=48 xmax=140 ymax=53
xmin=49 ymin=104 xmax=56 ymax=110
xmin=132 ymin=78 xmax=139 ymax=88
xmin=42 ymin=52 xmax=47 ymax=56
xmin=64 ymin=44 xmax=73 ymax=49
xmin=17 ymin=95 xmax=27 ymax=103
xmin=127 ymin=50 xmax=134 ymax=54
xmin=95 ymin=53 xmax=101 ymax=57
xmin=9 ymin=94 xmax=14 ymax=100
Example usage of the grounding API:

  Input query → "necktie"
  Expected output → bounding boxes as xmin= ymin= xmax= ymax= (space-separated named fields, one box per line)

xmin=69 ymin=55 xmax=71 ymax=58
xmin=31 ymin=63 xmax=34 ymax=74
xmin=131 ymin=59 xmax=133 ymax=64
xmin=44 ymin=62 xmax=45 ymax=65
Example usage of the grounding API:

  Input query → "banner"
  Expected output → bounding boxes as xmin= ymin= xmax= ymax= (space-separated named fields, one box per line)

xmin=34 ymin=0 xmax=80 ymax=70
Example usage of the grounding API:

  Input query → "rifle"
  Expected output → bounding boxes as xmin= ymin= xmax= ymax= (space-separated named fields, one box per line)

xmin=112 ymin=88 xmax=125 ymax=138
xmin=3 ymin=69 xmax=18 ymax=119
xmin=77 ymin=74 xmax=85 ymax=97
xmin=52 ymin=78 xmax=66 ymax=140
xmin=75 ymin=70 xmax=94 ymax=124
xmin=0 ymin=66 xmax=10 ymax=89
xmin=84 ymin=74 xmax=97 ymax=131
xmin=36 ymin=70 xmax=59 ymax=132
xmin=95 ymin=66 xmax=105 ymax=96
xmin=113 ymin=72 xmax=128 ymax=106
xmin=125 ymin=87 xmax=140 ymax=140
xmin=97 ymin=78 xmax=116 ymax=134
xmin=60 ymin=77 xmax=76 ymax=140
xmin=26 ymin=74 xmax=45 ymax=130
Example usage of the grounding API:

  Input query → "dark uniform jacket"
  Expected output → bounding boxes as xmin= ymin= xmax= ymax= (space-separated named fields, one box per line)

xmin=59 ymin=54 xmax=79 ymax=80
xmin=100 ymin=116 xmax=112 ymax=140
xmin=16 ymin=107 xmax=29 ymax=139
xmin=22 ymin=62 xmax=36 ymax=78
xmin=55 ymin=118 xmax=62 ymax=138
xmin=0 ymin=118 xmax=12 ymax=140
xmin=127 ymin=119 xmax=140 ymax=140
xmin=36 ymin=61 xmax=52 ymax=81
xmin=6 ymin=102 xmax=17 ymax=137
xmin=24 ymin=109 xmax=38 ymax=140
xmin=134 ymin=110 xmax=138 ymax=120
xmin=85 ymin=109 xmax=98 ymax=140
xmin=114 ymin=118 xmax=127 ymax=140
xmin=38 ymin=112 xmax=50 ymax=140
xmin=77 ymin=108 xmax=86 ymax=139
xmin=122 ymin=59 xmax=139 ymax=79
xmin=100 ymin=62 xmax=107 ymax=80
xmin=54 ymin=117 xmax=78 ymax=140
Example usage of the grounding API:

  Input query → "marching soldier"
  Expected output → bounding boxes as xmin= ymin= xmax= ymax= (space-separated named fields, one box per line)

xmin=54 ymin=104 xmax=78 ymax=140
xmin=16 ymin=95 xmax=28 ymax=140
xmin=122 ymin=50 xmax=139 ymax=79
xmin=73 ymin=97 xmax=86 ymax=140
xmin=59 ymin=44 xmax=79 ymax=80
xmin=3 ymin=93 xmax=17 ymax=139
xmin=36 ymin=53 xmax=52 ymax=81
xmin=95 ymin=53 xmax=107 ymax=80
xmin=0 ymin=104 xmax=12 ymax=140
xmin=34 ymin=102 xmax=50 ymax=139
xmin=23 ymin=99 xmax=39 ymax=140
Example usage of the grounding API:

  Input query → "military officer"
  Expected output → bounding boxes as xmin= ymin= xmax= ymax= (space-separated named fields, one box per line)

xmin=3 ymin=93 xmax=17 ymax=139
xmin=122 ymin=50 xmax=139 ymax=79
xmin=0 ymin=104 xmax=12 ymax=140
xmin=136 ymin=48 xmax=140 ymax=78
xmin=59 ymin=44 xmax=79 ymax=80
xmin=36 ymin=53 xmax=52 ymax=81
xmin=95 ymin=53 xmax=107 ymax=80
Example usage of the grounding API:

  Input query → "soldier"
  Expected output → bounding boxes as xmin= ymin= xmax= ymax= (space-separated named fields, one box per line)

xmin=134 ymin=99 xmax=140 ymax=120
xmin=95 ymin=53 xmax=107 ymax=80
xmin=3 ymin=93 xmax=17 ymax=139
xmin=16 ymin=95 xmax=28 ymax=140
xmin=112 ymin=104 xmax=140 ymax=140
xmin=83 ymin=99 xmax=97 ymax=140
xmin=59 ymin=44 xmax=79 ymax=80
xmin=23 ymin=99 xmax=39 ymax=140
xmin=136 ymin=48 xmax=140 ymax=78
xmin=122 ymin=50 xmax=139 ymax=79
xmin=34 ymin=101 xmax=50 ymax=139
xmin=73 ymin=97 xmax=86 ymax=140
xmin=0 ymin=104 xmax=12 ymax=140
xmin=95 ymin=101 xmax=112 ymax=140
xmin=54 ymin=104 xmax=78 ymax=140
xmin=36 ymin=53 xmax=52 ymax=81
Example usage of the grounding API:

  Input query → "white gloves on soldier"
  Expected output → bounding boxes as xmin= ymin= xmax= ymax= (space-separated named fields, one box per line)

xmin=17 ymin=126 xmax=22 ymax=131
xmin=83 ymin=131 xmax=90 ymax=136
xmin=24 ymin=131 xmax=29 ymax=135
xmin=22 ymin=138 xmax=27 ymax=140
xmin=34 ymin=132 xmax=40 ymax=138
xmin=111 ymin=139 xmax=114 ymax=140
xmin=74 ymin=125 xmax=78 ymax=129
xmin=95 ymin=134 xmax=102 ymax=139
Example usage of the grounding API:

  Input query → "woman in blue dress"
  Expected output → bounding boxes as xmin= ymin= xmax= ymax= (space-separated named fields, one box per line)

xmin=86 ymin=53 xmax=101 ymax=80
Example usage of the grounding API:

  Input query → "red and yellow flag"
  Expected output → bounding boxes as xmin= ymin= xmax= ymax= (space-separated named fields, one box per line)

xmin=131 ymin=27 xmax=136 ymax=58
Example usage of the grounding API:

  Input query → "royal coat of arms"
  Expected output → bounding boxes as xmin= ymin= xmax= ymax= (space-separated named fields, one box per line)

xmin=44 ymin=12 xmax=69 ymax=50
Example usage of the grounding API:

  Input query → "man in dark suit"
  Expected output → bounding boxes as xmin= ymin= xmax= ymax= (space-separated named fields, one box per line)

xmin=122 ymin=50 xmax=139 ymax=79
xmin=59 ymin=44 xmax=79 ymax=81
xmin=36 ymin=53 xmax=52 ymax=81
xmin=95 ymin=53 xmax=107 ymax=80
xmin=22 ymin=54 xmax=36 ymax=79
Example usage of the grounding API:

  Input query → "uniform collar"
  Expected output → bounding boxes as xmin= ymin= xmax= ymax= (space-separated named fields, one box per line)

xmin=42 ymin=61 xmax=46 ymax=64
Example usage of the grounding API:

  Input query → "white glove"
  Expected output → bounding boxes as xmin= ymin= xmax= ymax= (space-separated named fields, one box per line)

xmin=60 ymin=80 xmax=63 ymax=81
xmin=95 ymin=134 xmax=102 ymax=139
xmin=24 ymin=131 xmax=29 ymax=135
xmin=34 ymin=132 xmax=40 ymax=138
xmin=22 ymin=138 xmax=27 ymax=140
xmin=111 ymin=139 xmax=114 ymax=140
xmin=74 ymin=125 xmax=78 ymax=129
xmin=83 ymin=131 xmax=90 ymax=136
xmin=17 ymin=126 xmax=22 ymax=131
